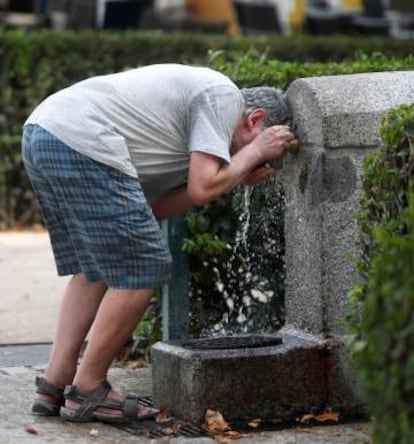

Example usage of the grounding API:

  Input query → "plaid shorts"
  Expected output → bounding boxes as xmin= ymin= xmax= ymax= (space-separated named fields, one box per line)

xmin=22 ymin=124 xmax=172 ymax=289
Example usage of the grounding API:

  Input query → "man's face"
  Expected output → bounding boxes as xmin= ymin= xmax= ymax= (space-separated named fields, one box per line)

xmin=230 ymin=109 xmax=266 ymax=155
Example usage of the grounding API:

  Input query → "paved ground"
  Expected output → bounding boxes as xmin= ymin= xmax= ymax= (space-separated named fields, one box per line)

xmin=0 ymin=231 xmax=69 ymax=344
xmin=0 ymin=232 xmax=371 ymax=443
xmin=0 ymin=345 xmax=371 ymax=444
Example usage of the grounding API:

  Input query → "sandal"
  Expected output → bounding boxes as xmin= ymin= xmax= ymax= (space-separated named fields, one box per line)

xmin=32 ymin=376 xmax=65 ymax=416
xmin=60 ymin=380 xmax=158 ymax=423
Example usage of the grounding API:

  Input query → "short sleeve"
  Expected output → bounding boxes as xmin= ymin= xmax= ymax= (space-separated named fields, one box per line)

xmin=188 ymin=85 xmax=244 ymax=164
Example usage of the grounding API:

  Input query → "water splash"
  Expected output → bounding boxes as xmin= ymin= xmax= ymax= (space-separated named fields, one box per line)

xmin=197 ymin=176 xmax=286 ymax=337
xmin=235 ymin=185 xmax=254 ymax=251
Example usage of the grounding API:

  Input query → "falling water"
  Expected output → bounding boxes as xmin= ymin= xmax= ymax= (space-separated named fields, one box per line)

xmin=195 ymin=175 xmax=286 ymax=337
xmin=235 ymin=185 xmax=254 ymax=251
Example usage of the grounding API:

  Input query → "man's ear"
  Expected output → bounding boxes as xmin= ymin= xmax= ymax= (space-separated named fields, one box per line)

xmin=247 ymin=108 xmax=266 ymax=129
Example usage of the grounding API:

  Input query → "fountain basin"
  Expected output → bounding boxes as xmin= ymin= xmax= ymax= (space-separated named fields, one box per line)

xmin=151 ymin=330 xmax=327 ymax=424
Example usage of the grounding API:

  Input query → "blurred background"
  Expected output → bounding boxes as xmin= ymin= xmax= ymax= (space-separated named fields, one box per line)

xmin=0 ymin=0 xmax=413 ymax=39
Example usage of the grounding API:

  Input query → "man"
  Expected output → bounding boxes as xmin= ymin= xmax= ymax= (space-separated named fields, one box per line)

xmin=22 ymin=64 xmax=297 ymax=423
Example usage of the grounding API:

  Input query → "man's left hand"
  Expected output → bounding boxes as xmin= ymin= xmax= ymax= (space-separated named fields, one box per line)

xmin=243 ymin=163 xmax=276 ymax=185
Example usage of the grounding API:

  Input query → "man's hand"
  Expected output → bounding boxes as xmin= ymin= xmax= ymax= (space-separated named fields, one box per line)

xmin=251 ymin=125 xmax=297 ymax=162
xmin=187 ymin=126 xmax=298 ymax=206
xmin=243 ymin=163 xmax=276 ymax=185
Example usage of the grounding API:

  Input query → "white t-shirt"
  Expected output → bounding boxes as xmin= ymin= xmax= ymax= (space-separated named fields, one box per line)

xmin=25 ymin=64 xmax=244 ymax=200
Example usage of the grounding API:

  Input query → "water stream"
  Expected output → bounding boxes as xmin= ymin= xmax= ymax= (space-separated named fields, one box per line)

xmin=196 ymin=177 xmax=286 ymax=337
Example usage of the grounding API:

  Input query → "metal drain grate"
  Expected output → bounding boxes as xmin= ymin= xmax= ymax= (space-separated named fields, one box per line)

xmin=180 ymin=334 xmax=283 ymax=350
xmin=115 ymin=396 xmax=207 ymax=439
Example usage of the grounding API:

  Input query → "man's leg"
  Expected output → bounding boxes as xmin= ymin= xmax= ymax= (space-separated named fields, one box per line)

xmin=36 ymin=273 xmax=107 ymax=406
xmin=37 ymin=274 xmax=106 ymax=398
xmin=65 ymin=287 xmax=154 ymax=415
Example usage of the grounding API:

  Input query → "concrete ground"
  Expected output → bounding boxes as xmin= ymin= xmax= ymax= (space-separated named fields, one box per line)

xmin=0 ymin=231 xmax=69 ymax=344
xmin=0 ymin=232 xmax=371 ymax=443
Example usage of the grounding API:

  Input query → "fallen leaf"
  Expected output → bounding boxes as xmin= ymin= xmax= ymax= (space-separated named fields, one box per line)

xmin=89 ymin=428 xmax=99 ymax=437
xmin=213 ymin=430 xmax=247 ymax=443
xmin=213 ymin=435 xmax=231 ymax=444
xmin=223 ymin=430 xmax=245 ymax=438
xmin=214 ymin=436 xmax=231 ymax=444
xmin=247 ymin=418 xmax=261 ymax=428
xmin=297 ymin=413 xmax=315 ymax=424
xmin=297 ymin=407 xmax=340 ymax=424
xmin=124 ymin=359 xmax=148 ymax=370
xmin=314 ymin=407 xmax=340 ymax=422
xmin=156 ymin=404 xmax=171 ymax=423
xmin=204 ymin=409 xmax=229 ymax=433
xmin=25 ymin=426 xmax=38 ymax=435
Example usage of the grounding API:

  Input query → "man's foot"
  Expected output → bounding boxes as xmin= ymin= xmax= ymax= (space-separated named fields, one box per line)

xmin=32 ymin=377 xmax=65 ymax=416
xmin=60 ymin=380 xmax=158 ymax=423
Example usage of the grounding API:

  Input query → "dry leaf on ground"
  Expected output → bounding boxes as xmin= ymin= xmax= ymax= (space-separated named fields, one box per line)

xmin=24 ymin=426 xmax=38 ymax=435
xmin=315 ymin=407 xmax=340 ymax=422
xmin=89 ymin=428 xmax=99 ymax=437
xmin=297 ymin=407 xmax=340 ymax=424
xmin=156 ymin=404 xmax=171 ymax=423
xmin=214 ymin=430 xmax=247 ymax=444
xmin=124 ymin=359 xmax=148 ymax=370
xmin=204 ymin=409 xmax=229 ymax=433
xmin=204 ymin=410 xmax=248 ymax=443
xmin=247 ymin=418 xmax=261 ymax=428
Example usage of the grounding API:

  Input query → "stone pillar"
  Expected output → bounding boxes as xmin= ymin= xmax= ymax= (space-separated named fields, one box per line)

xmin=282 ymin=70 xmax=414 ymax=409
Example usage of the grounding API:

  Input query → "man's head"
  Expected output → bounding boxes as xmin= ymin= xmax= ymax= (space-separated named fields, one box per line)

xmin=242 ymin=87 xmax=292 ymax=127
xmin=231 ymin=87 xmax=291 ymax=153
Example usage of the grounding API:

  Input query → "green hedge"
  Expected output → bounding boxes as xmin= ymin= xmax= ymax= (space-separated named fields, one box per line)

xmin=1 ymin=28 xmax=414 ymax=227
xmin=349 ymin=104 xmax=414 ymax=444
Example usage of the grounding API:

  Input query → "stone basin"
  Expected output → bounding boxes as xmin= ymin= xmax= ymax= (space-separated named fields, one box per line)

xmin=151 ymin=329 xmax=327 ymax=424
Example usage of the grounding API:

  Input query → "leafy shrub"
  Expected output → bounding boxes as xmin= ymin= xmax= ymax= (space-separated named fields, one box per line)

xmin=349 ymin=104 xmax=414 ymax=444
xmin=1 ymin=28 xmax=414 ymax=227
xmin=1 ymin=29 xmax=414 ymax=343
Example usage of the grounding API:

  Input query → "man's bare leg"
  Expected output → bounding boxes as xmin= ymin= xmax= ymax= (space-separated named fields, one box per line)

xmin=65 ymin=287 xmax=154 ymax=416
xmin=37 ymin=273 xmax=107 ymax=404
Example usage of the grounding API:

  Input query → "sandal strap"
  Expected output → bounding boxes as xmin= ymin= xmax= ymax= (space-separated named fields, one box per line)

xmin=63 ymin=381 xmax=112 ymax=419
xmin=123 ymin=394 xmax=139 ymax=419
xmin=35 ymin=376 xmax=65 ymax=398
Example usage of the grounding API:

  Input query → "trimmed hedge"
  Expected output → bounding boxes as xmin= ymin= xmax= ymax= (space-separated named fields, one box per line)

xmin=1 ymin=29 xmax=414 ymax=226
xmin=349 ymin=104 xmax=414 ymax=444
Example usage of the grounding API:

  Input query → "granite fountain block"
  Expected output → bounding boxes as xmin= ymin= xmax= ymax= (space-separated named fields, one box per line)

xmin=152 ymin=331 xmax=326 ymax=424
xmin=151 ymin=70 xmax=414 ymax=425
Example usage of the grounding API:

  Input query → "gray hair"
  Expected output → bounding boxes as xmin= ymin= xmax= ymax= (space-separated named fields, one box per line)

xmin=240 ymin=87 xmax=292 ymax=127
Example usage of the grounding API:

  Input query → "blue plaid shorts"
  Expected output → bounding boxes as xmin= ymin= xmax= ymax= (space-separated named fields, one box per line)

xmin=22 ymin=124 xmax=172 ymax=289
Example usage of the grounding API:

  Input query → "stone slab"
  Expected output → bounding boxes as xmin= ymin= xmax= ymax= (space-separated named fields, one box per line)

xmin=286 ymin=71 xmax=414 ymax=149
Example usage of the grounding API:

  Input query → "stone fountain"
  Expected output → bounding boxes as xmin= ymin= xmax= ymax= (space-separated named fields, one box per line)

xmin=151 ymin=71 xmax=414 ymax=424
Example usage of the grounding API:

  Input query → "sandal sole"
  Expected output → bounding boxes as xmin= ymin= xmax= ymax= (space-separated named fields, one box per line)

xmin=60 ymin=406 xmax=96 ymax=423
xmin=32 ymin=400 xmax=61 ymax=416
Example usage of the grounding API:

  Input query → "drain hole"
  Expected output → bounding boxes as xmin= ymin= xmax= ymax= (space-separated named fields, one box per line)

xmin=180 ymin=334 xmax=283 ymax=350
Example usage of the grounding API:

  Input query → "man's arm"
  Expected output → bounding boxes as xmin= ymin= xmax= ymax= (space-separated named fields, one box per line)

xmin=187 ymin=125 xmax=293 ymax=206
xmin=149 ymin=185 xmax=194 ymax=221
